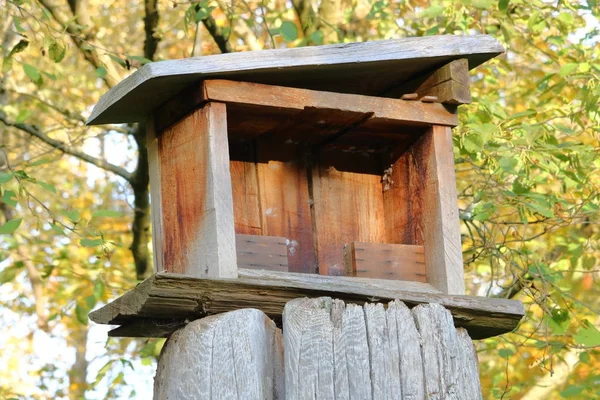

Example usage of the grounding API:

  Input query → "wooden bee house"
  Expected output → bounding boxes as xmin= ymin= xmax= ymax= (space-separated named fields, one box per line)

xmin=88 ymin=35 xmax=524 ymax=340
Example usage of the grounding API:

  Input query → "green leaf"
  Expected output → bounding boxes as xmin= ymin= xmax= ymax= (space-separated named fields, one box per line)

xmin=92 ymin=209 xmax=122 ymax=218
xmin=80 ymin=238 xmax=104 ymax=247
xmin=472 ymin=0 xmax=494 ymax=9
xmin=310 ymin=30 xmax=324 ymax=45
xmin=559 ymin=63 xmax=578 ymax=77
xmin=127 ymin=55 xmax=153 ymax=65
xmin=574 ymin=321 xmax=600 ymax=347
xmin=36 ymin=181 xmax=56 ymax=193
xmin=2 ymin=190 xmax=17 ymax=207
xmin=280 ymin=21 xmax=298 ymax=42
xmin=108 ymin=54 xmax=127 ymax=68
xmin=95 ymin=67 xmax=107 ymax=78
xmin=557 ymin=12 xmax=574 ymax=26
xmin=560 ymin=385 xmax=584 ymax=397
xmin=49 ymin=222 xmax=65 ymax=235
xmin=75 ymin=303 xmax=89 ymax=325
xmin=498 ymin=348 xmax=514 ymax=358
xmin=498 ymin=0 xmax=509 ymax=12
xmin=507 ymin=110 xmax=537 ymax=120
xmin=463 ymin=134 xmax=485 ymax=153
xmin=49 ymin=41 xmax=66 ymax=63
xmin=93 ymin=280 xmax=105 ymax=299
xmin=27 ymin=158 xmax=53 ymax=167
xmin=499 ymin=156 xmax=518 ymax=172
xmin=0 ymin=266 xmax=20 ymax=284
xmin=195 ymin=7 xmax=209 ymax=22
xmin=23 ymin=63 xmax=43 ymax=85
xmin=420 ymin=4 xmax=444 ymax=18
xmin=0 ymin=218 xmax=22 ymax=234
xmin=63 ymin=210 xmax=81 ymax=222
xmin=0 ymin=172 xmax=13 ymax=184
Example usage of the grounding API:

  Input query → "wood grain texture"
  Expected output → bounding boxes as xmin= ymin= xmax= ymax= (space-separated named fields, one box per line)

xmin=158 ymin=103 xmax=237 ymax=278
xmin=256 ymin=142 xmax=316 ymax=273
xmin=384 ymin=126 xmax=464 ymax=294
xmin=154 ymin=308 xmax=284 ymax=400
xmin=312 ymin=158 xmax=386 ymax=276
xmin=387 ymin=59 xmax=472 ymax=105
xmin=347 ymin=242 xmax=427 ymax=281
xmin=230 ymin=159 xmax=262 ymax=235
xmin=88 ymin=270 xmax=524 ymax=339
xmin=202 ymin=79 xmax=457 ymax=128
xmin=88 ymin=35 xmax=504 ymax=125
xmin=236 ymin=234 xmax=288 ymax=272
xmin=146 ymin=116 xmax=164 ymax=273
xmin=283 ymin=298 xmax=478 ymax=399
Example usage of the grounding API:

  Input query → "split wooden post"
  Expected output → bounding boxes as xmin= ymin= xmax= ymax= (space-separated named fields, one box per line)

xmin=148 ymin=102 xmax=237 ymax=278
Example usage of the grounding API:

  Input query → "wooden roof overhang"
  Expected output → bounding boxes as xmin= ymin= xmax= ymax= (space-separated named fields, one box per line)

xmin=87 ymin=34 xmax=504 ymax=125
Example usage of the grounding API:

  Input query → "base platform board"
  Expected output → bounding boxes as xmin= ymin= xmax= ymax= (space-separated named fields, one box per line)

xmin=89 ymin=269 xmax=524 ymax=340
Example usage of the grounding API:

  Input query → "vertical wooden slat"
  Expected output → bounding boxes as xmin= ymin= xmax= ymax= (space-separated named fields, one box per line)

xmin=385 ymin=126 xmax=464 ymax=294
xmin=312 ymin=152 xmax=386 ymax=276
xmin=256 ymin=142 xmax=316 ymax=273
xmin=157 ymin=102 xmax=237 ymax=278
xmin=147 ymin=116 xmax=164 ymax=273
xmin=230 ymin=159 xmax=262 ymax=235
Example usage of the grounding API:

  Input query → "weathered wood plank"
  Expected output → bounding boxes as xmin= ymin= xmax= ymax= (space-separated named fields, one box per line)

xmin=88 ymin=35 xmax=504 ymax=125
xmin=146 ymin=116 xmax=164 ymax=273
xmin=154 ymin=308 xmax=284 ymax=399
xmin=236 ymin=234 xmax=288 ymax=272
xmin=230 ymin=158 xmax=262 ymax=235
xmin=89 ymin=269 xmax=524 ymax=339
xmin=312 ymin=160 xmax=386 ymax=276
xmin=387 ymin=59 xmax=472 ymax=105
xmin=256 ymin=142 xmax=316 ymax=273
xmin=384 ymin=126 xmax=464 ymax=294
xmin=158 ymin=102 xmax=237 ymax=278
xmin=203 ymin=79 xmax=458 ymax=128
xmin=283 ymin=298 xmax=481 ymax=399
xmin=346 ymin=242 xmax=427 ymax=281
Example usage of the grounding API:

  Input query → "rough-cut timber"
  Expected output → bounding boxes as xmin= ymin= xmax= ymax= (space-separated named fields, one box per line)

xmin=87 ymin=35 xmax=504 ymax=125
xmin=89 ymin=270 xmax=524 ymax=339
xmin=346 ymin=242 xmax=427 ymax=281
xmin=283 ymin=298 xmax=480 ymax=399
xmin=387 ymin=58 xmax=472 ymax=105
xmin=157 ymin=103 xmax=237 ymax=278
xmin=154 ymin=308 xmax=284 ymax=399
xmin=384 ymin=126 xmax=464 ymax=294
xmin=235 ymin=234 xmax=288 ymax=272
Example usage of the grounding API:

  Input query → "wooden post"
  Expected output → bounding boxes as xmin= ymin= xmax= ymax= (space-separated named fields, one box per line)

xmin=154 ymin=308 xmax=284 ymax=399
xmin=154 ymin=298 xmax=483 ymax=399
xmin=149 ymin=102 xmax=237 ymax=278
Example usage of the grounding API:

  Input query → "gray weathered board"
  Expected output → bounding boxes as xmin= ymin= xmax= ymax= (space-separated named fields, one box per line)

xmin=87 ymin=35 xmax=504 ymax=125
xmin=89 ymin=269 xmax=524 ymax=339
xmin=154 ymin=299 xmax=483 ymax=399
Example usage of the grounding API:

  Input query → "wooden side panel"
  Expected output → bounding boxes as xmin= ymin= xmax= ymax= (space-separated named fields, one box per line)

xmin=256 ymin=142 xmax=316 ymax=273
xmin=312 ymin=153 xmax=386 ymax=276
xmin=158 ymin=102 xmax=237 ymax=278
xmin=147 ymin=116 xmax=164 ymax=273
xmin=236 ymin=234 xmax=288 ymax=272
xmin=346 ymin=242 xmax=427 ymax=282
xmin=385 ymin=126 xmax=464 ymax=294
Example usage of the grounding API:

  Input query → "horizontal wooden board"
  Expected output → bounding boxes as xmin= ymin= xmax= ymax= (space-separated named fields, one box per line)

xmin=346 ymin=242 xmax=427 ymax=282
xmin=88 ymin=35 xmax=503 ymax=125
xmin=89 ymin=269 xmax=524 ymax=340
xmin=236 ymin=234 xmax=288 ymax=272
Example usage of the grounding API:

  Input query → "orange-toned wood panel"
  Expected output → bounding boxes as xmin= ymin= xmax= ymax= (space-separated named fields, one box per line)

xmin=345 ymin=242 xmax=426 ymax=281
xmin=312 ymin=151 xmax=387 ymax=276
xmin=256 ymin=142 xmax=316 ymax=273
xmin=157 ymin=103 xmax=237 ymax=277
xmin=230 ymin=160 xmax=261 ymax=235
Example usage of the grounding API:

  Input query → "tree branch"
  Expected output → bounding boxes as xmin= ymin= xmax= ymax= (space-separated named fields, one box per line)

xmin=0 ymin=112 xmax=133 ymax=182
xmin=202 ymin=13 xmax=231 ymax=53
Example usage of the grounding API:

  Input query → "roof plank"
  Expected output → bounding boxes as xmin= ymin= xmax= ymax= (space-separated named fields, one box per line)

xmin=88 ymin=35 xmax=503 ymax=125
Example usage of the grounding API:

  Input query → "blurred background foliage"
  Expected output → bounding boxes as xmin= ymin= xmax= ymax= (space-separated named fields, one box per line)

xmin=0 ymin=0 xmax=599 ymax=398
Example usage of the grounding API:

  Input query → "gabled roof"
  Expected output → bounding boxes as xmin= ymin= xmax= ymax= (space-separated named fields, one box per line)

xmin=87 ymin=34 xmax=504 ymax=125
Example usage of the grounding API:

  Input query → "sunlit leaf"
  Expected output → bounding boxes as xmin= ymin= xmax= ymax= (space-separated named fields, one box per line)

xmin=0 ymin=172 xmax=13 ymax=184
xmin=574 ymin=321 xmax=600 ymax=347
xmin=280 ymin=21 xmax=298 ymax=42
xmin=0 ymin=218 xmax=22 ymax=234
xmin=81 ymin=238 xmax=104 ymax=247
xmin=49 ymin=41 xmax=66 ymax=63
xmin=92 ymin=209 xmax=122 ymax=218
xmin=23 ymin=63 xmax=43 ymax=85
xmin=75 ymin=304 xmax=89 ymax=325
